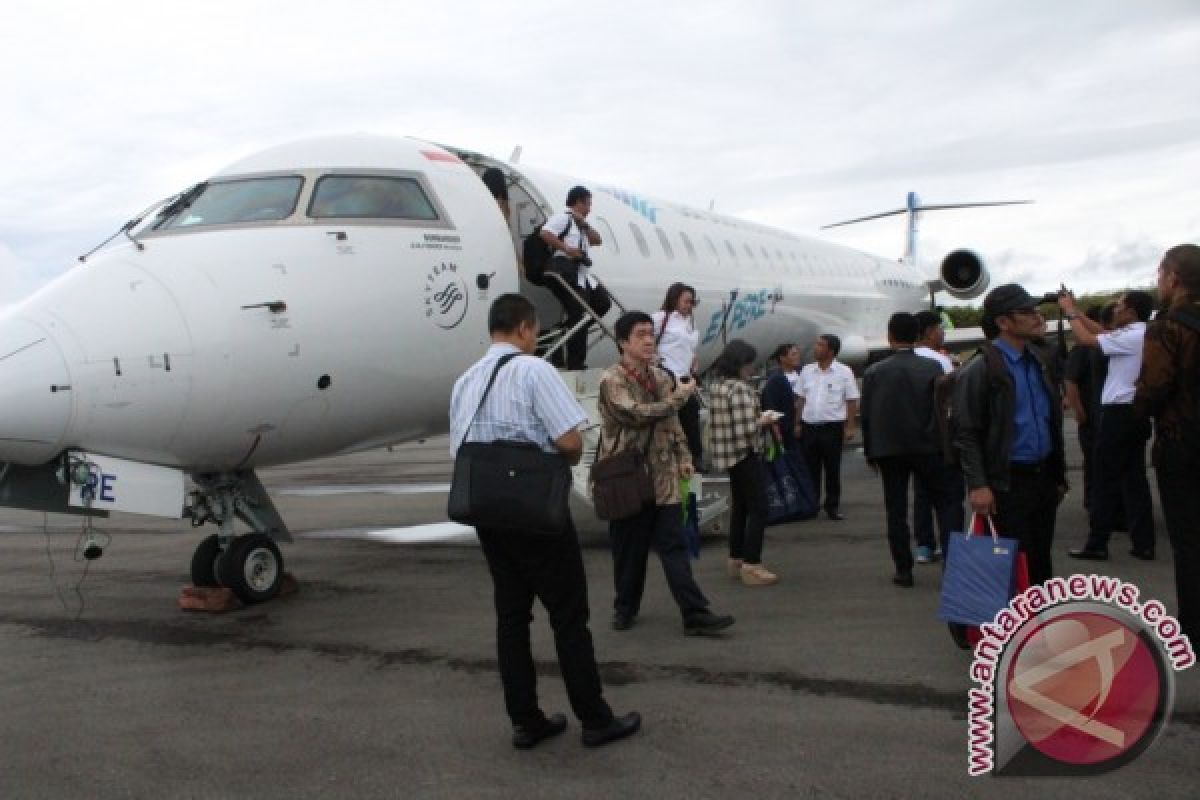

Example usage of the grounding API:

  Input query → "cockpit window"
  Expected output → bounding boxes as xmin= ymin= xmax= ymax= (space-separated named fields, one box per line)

xmin=153 ymin=177 xmax=303 ymax=229
xmin=308 ymin=175 xmax=439 ymax=220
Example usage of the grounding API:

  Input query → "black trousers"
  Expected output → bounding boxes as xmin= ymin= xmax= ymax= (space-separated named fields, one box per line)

xmin=802 ymin=421 xmax=845 ymax=513
xmin=545 ymin=257 xmax=611 ymax=370
xmin=1078 ymin=422 xmax=1096 ymax=510
xmin=1156 ymin=440 xmax=1200 ymax=640
xmin=609 ymin=503 xmax=709 ymax=620
xmin=678 ymin=394 xmax=703 ymax=467
xmin=994 ymin=462 xmax=1061 ymax=587
xmin=727 ymin=455 xmax=768 ymax=564
xmin=476 ymin=523 xmax=613 ymax=730
xmin=1086 ymin=404 xmax=1155 ymax=552
xmin=913 ymin=461 xmax=966 ymax=550
xmin=877 ymin=453 xmax=946 ymax=573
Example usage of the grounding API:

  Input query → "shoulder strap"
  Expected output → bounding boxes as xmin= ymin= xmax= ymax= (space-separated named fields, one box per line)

xmin=464 ymin=352 xmax=521 ymax=438
xmin=656 ymin=312 xmax=669 ymax=345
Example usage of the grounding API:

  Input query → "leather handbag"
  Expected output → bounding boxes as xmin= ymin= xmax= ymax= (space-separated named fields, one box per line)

xmin=448 ymin=353 xmax=572 ymax=536
xmin=590 ymin=423 xmax=658 ymax=521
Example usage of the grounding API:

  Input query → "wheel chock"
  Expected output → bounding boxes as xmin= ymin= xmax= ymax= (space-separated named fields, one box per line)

xmin=178 ymin=586 xmax=242 ymax=612
xmin=178 ymin=572 xmax=298 ymax=612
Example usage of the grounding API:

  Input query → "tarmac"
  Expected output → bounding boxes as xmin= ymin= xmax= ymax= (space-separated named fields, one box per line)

xmin=0 ymin=431 xmax=1197 ymax=799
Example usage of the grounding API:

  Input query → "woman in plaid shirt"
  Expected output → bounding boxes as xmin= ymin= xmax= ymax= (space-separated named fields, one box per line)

xmin=708 ymin=340 xmax=780 ymax=586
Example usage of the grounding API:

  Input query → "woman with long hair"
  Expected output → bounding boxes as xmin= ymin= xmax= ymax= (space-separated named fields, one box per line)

xmin=651 ymin=282 xmax=703 ymax=466
xmin=707 ymin=340 xmax=779 ymax=586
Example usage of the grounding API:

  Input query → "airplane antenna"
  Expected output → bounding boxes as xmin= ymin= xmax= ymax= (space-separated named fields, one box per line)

xmin=509 ymin=145 xmax=522 ymax=164
xmin=820 ymin=193 xmax=1031 ymax=267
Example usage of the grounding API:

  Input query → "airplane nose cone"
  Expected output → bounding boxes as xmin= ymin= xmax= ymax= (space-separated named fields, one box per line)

xmin=0 ymin=316 xmax=72 ymax=464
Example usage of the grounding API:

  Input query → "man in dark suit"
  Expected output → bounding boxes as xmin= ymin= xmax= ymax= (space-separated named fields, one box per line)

xmin=861 ymin=312 xmax=947 ymax=587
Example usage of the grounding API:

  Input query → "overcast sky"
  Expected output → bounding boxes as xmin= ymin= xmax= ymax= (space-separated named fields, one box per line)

xmin=1 ymin=0 xmax=1196 ymax=306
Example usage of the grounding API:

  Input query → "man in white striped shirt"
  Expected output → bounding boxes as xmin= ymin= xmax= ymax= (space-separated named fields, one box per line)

xmin=449 ymin=294 xmax=640 ymax=750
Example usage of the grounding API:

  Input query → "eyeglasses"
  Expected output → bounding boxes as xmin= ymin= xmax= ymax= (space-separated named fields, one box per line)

xmin=1010 ymin=308 xmax=1044 ymax=317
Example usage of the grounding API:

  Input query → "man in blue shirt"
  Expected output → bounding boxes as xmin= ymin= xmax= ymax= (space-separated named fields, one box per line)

xmin=953 ymin=285 xmax=1067 ymax=588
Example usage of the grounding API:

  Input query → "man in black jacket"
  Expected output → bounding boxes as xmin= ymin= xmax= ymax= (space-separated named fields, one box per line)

xmin=953 ymin=285 xmax=1067 ymax=587
xmin=861 ymin=312 xmax=946 ymax=587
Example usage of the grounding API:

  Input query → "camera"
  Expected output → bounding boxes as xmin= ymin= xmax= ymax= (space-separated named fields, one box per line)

xmin=577 ymin=254 xmax=593 ymax=268
xmin=1038 ymin=291 xmax=1061 ymax=305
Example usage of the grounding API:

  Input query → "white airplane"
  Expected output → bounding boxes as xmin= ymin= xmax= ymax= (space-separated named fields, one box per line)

xmin=0 ymin=134 xmax=1000 ymax=603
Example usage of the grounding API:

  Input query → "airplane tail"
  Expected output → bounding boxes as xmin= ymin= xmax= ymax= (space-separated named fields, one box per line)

xmin=821 ymin=193 xmax=1031 ymax=267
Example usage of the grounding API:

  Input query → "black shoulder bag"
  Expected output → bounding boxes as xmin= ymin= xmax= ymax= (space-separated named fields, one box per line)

xmin=448 ymin=353 xmax=573 ymax=535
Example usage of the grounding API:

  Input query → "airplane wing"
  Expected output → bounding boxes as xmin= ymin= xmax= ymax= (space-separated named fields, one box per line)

xmin=864 ymin=324 xmax=1074 ymax=365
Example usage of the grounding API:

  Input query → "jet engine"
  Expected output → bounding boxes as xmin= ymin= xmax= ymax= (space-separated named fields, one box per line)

xmin=939 ymin=249 xmax=990 ymax=300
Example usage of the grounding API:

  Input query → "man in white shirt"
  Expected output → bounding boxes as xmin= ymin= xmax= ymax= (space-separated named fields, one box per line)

xmin=796 ymin=334 xmax=860 ymax=520
xmin=1060 ymin=289 xmax=1157 ymax=561
xmin=539 ymin=186 xmax=610 ymax=371
xmin=913 ymin=310 xmax=955 ymax=373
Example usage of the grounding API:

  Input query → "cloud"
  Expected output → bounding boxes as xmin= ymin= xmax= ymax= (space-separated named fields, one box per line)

xmin=0 ymin=242 xmax=46 ymax=308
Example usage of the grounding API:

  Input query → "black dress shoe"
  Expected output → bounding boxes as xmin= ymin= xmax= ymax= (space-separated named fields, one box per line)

xmin=892 ymin=570 xmax=914 ymax=588
xmin=512 ymin=713 xmax=567 ymax=750
xmin=826 ymin=510 xmax=846 ymax=521
xmin=1068 ymin=547 xmax=1109 ymax=561
xmin=683 ymin=610 xmax=735 ymax=636
xmin=582 ymin=711 xmax=641 ymax=748
xmin=1129 ymin=548 xmax=1156 ymax=561
xmin=612 ymin=612 xmax=634 ymax=631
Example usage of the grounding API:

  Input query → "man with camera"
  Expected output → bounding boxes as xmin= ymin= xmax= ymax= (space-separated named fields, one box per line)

xmin=1059 ymin=288 xmax=1157 ymax=561
xmin=595 ymin=311 xmax=735 ymax=636
xmin=540 ymin=185 xmax=612 ymax=371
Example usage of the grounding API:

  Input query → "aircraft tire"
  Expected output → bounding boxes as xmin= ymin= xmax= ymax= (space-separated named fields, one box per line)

xmin=218 ymin=533 xmax=283 ymax=605
xmin=190 ymin=534 xmax=222 ymax=587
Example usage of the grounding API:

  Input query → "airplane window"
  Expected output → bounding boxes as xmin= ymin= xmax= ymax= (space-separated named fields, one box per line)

xmin=761 ymin=245 xmax=771 ymax=260
xmin=655 ymin=227 xmax=675 ymax=260
xmin=153 ymin=176 xmax=303 ymax=229
xmin=743 ymin=243 xmax=756 ymax=260
xmin=725 ymin=240 xmax=738 ymax=261
xmin=629 ymin=222 xmax=651 ymax=258
xmin=594 ymin=216 xmax=619 ymax=254
xmin=309 ymin=175 xmax=439 ymax=220
xmin=703 ymin=235 xmax=720 ymax=262
xmin=679 ymin=231 xmax=697 ymax=261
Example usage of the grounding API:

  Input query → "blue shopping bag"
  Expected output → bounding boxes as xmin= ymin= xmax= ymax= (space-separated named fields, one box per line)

xmin=938 ymin=515 xmax=1021 ymax=626
xmin=762 ymin=434 xmax=818 ymax=526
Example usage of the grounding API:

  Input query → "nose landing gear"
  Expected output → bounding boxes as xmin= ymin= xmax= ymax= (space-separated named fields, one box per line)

xmin=185 ymin=471 xmax=291 ymax=605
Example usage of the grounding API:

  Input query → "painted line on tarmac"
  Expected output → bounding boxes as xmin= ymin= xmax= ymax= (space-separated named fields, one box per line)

xmin=276 ymin=483 xmax=451 ymax=497
xmin=298 ymin=521 xmax=477 ymax=544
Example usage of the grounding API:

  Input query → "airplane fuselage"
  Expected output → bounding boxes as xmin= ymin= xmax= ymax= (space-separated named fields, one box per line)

xmin=0 ymin=134 xmax=933 ymax=473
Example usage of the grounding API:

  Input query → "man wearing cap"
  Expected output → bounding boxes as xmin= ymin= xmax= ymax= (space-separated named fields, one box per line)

xmin=953 ymin=284 xmax=1067 ymax=587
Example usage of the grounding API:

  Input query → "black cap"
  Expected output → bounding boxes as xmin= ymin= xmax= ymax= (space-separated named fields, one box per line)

xmin=983 ymin=284 xmax=1040 ymax=316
